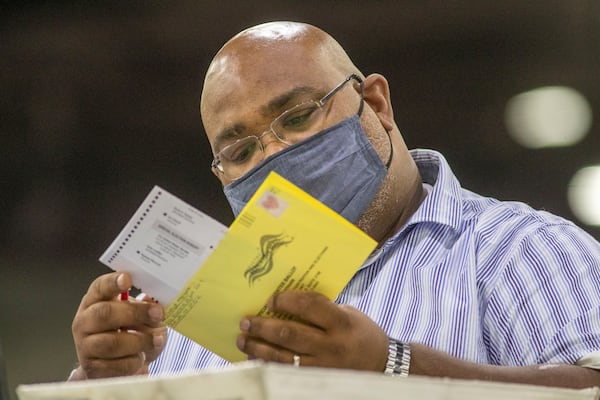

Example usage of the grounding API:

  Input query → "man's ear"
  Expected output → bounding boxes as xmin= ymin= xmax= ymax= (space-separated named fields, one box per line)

xmin=361 ymin=73 xmax=395 ymax=131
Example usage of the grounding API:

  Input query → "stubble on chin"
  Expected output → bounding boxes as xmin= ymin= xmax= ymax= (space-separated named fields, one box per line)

xmin=355 ymin=173 xmax=397 ymax=243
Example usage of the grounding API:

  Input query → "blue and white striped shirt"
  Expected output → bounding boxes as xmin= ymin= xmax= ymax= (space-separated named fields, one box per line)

xmin=150 ymin=149 xmax=600 ymax=375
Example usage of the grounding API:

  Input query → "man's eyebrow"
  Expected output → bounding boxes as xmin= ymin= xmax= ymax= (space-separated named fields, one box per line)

xmin=214 ymin=123 xmax=247 ymax=153
xmin=213 ymin=85 xmax=321 ymax=153
xmin=261 ymin=85 xmax=321 ymax=116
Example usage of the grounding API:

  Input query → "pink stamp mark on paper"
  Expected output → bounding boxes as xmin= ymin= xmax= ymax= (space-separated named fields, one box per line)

xmin=258 ymin=192 xmax=288 ymax=217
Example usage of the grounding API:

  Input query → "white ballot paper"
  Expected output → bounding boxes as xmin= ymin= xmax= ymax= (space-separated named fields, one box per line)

xmin=99 ymin=186 xmax=227 ymax=304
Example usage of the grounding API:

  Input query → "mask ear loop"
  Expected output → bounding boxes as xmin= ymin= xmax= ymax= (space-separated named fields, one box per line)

xmin=383 ymin=129 xmax=394 ymax=169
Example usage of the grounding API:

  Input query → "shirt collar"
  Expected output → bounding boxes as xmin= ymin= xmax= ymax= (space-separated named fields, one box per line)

xmin=383 ymin=149 xmax=464 ymax=248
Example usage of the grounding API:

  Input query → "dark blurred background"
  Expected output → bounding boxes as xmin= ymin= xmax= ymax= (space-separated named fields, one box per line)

xmin=1 ymin=1 xmax=599 ymax=398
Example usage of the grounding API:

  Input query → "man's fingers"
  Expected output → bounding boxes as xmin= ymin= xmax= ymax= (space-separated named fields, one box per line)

xmin=76 ymin=327 xmax=166 ymax=379
xmin=72 ymin=272 xmax=169 ymax=379
xmin=82 ymin=331 xmax=152 ymax=359
xmin=81 ymin=353 xmax=147 ymax=379
xmin=73 ymin=300 xmax=164 ymax=334
xmin=80 ymin=272 xmax=132 ymax=310
xmin=269 ymin=291 xmax=348 ymax=330
xmin=238 ymin=292 xmax=389 ymax=371
xmin=238 ymin=335 xmax=315 ymax=367
xmin=144 ymin=325 xmax=168 ymax=363
xmin=239 ymin=316 xmax=325 ymax=355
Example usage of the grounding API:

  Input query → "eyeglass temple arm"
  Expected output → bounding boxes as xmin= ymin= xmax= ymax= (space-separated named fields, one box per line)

xmin=319 ymin=74 xmax=364 ymax=115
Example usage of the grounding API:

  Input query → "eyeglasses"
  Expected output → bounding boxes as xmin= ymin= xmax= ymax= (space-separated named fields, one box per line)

xmin=211 ymin=74 xmax=364 ymax=180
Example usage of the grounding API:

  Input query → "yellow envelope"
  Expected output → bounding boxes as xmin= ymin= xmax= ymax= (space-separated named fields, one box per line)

xmin=165 ymin=172 xmax=377 ymax=362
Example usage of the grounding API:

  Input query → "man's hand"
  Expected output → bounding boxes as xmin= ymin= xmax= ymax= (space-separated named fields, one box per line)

xmin=71 ymin=272 xmax=167 ymax=380
xmin=236 ymin=291 xmax=389 ymax=371
xmin=237 ymin=291 xmax=600 ymax=389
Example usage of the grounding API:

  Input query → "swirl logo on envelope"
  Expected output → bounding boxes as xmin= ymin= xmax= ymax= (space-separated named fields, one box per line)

xmin=244 ymin=233 xmax=293 ymax=286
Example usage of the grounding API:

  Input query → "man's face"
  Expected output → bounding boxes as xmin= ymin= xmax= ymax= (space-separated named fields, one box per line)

xmin=200 ymin=29 xmax=419 ymax=242
xmin=202 ymin=48 xmax=391 ymax=188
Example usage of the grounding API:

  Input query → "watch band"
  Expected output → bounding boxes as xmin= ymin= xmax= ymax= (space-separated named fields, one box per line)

xmin=384 ymin=337 xmax=411 ymax=377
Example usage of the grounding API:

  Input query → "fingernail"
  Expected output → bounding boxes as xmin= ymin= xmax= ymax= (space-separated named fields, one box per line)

xmin=153 ymin=333 xmax=165 ymax=349
xmin=236 ymin=335 xmax=246 ymax=351
xmin=148 ymin=305 xmax=164 ymax=321
xmin=116 ymin=273 xmax=128 ymax=291
xmin=240 ymin=318 xmax=250 ymax=332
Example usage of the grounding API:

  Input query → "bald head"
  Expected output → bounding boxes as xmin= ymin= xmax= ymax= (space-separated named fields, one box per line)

xmin=200 ymin=22 xmax=362 ymax=138
xmin=205 ymin=22 xmax=359 ymax=79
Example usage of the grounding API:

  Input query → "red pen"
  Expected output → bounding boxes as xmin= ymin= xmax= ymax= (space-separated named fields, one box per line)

xmin=119 ymin=291 xmax=129 ymax=331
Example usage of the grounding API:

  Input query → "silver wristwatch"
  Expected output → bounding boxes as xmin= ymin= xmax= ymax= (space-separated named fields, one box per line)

xmin=384 ymin=337 xmax=411 ymax=377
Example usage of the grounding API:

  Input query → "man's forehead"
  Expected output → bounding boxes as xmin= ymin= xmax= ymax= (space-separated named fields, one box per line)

xmin=203 ymin=48 xmax=336 ymax=128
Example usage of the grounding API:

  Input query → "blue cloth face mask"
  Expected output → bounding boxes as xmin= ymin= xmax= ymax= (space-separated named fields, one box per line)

xmin=223 ymin=114 xmax=389 ymax=223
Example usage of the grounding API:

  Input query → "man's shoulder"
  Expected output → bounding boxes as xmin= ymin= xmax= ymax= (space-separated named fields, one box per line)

xmin=410 ymin=148 xmax=572 ymax=237
xmin=409 ymin=148 xmax=598 ymax=254
xmin=462 ymin=189 xmax=580 ymax=238
xmin=458 ymin=189 xmax=600 ymax=272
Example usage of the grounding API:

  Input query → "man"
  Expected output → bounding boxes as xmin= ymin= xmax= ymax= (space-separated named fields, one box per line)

xmin=70 ymin=21 xmax=600 ymax=388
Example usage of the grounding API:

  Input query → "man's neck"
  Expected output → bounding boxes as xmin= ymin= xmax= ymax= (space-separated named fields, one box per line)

xmin=376 ymin=176 xmax=427 ymax=247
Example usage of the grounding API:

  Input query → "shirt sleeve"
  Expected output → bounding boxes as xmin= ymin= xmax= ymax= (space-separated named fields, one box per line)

xmin=483 ymin=218 xmax=600 ymax=366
